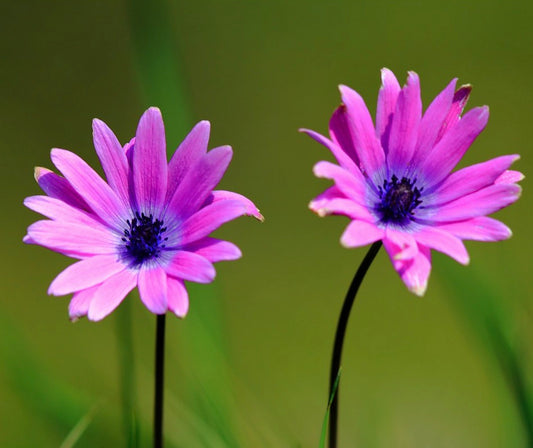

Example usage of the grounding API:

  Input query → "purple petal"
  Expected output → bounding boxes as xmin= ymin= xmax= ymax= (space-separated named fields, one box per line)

xmin=300 ymin=127 xmax=358 ymax=172
xmin=375 ymin=68 xmax=401 ymax=152
xmin=383 ymin=228 xmax=418 ymax=261
xmin=165 ymin=250 xmax=216 ymax=283
xmin=48 ymin=255 xmax=126 ymax=295
xmin=87 ymin=269 xmax=138 ymax=321
xmin=419 ymin=106 xmax=489 ymax=186
xmin=204 ymin=190 xmax=263 ymax=221
xmin=183 ymin=237 xmax=242 ymax=262
xmin=437 ymin=217 xmax=512 ymax=241
xmin=166 ymin=121 xmax=210 ymax=202
xmin=386 ymin=243 xmax=431 ymax=296
xmin=495 ymin=170 xmax=524 ymax=184
xmin=133 ymin=107 xmax=168 ymax=213
xmin=339 ymin=85 xmax=386 ymax=178
xmin=435 ymin=85 xmax=472 ymax=144
xmin=310 ymin=196 xmax=374 ymax=221
xmin=25 ymin=220 xmax=118 ymax=257
xmin=34 ymin=167 xmax=90 ymax=211
xmin=387 ymin=71 xmax=422 ymax=172
xmin=414 ymin=226 xmax=469 ymax=264
xmin=166 ymin=146 xmax=232 ymax=221
xmin=340 ymin=220 xmax=384 ymax=248
xmin=69 ymin=284 xmax=100 ymax=321
xmin=51 ymin=148 xmax=126 ymax=229
xmin=138 ymin=266 xmax=167 ymax=314
xmin=313 ymin=161 xmax=371 ymax=204
xmin=427 ymin=154 xmax=520 ymax=204
xmin=167 ymin=276 xmax=189 ymax=318
xmin=329 ymin=105 xmax=361 ymax=167
xmin=92 ymin=118 xmax=130 ymax=205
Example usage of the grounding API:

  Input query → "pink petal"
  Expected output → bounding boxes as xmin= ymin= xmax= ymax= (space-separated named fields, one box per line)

xmin=310 ymin=196 xmax=374 ymax=221
xmin=437 ymin=217 xmax=512 ymax=242
xmin=414 ymin=226 xmax=469 ymax=264
xmin=383 ymin=228 xmax=418 ymax=261
xmin=34 ymin=167 xmax=89 ymax=211
xmin=51 ymin=148 xmax=126 ymax=229
xmin=435 ymin=85 xmax=472 ymax=144
xmin=25 ymin=220 xmax=118 ymax=257
xmin=300 ymin=127 xmax=358 ymax=172
xmin=387 ymin=71 xmax=422 ymax=172
xmin=69 ymin=284 xmax=100 ymax=321
xmin=313 ymin=161 xmax=370 ymax=204
xmin=183 ymin=237 xmax=242 ymax=262
xmin=133 ymin=107 xmax=168 ymax=213
xmin=166 ymin=121 xmax=210 ymax=202
xmin=48 ymin=255 xmax=126 ymax=295
xmin=329 ymin=105 xmax=360 ymax=168
xmin=87 ymin=269 xmax=138 ymax=321
xmin=386 ymin=243 xmax=431 ymax=296
xmin=92 ymin=118 xmax=130 ymax=205
xmin=166 ymin=146 xmax=232 ymax=220
xmin=167 ymin=276 xmax=189 ymax=318
xmin=375 ymin=68 xmax=401 ymax=151
xmin=419 ymin=106 xmax=489 ymax=186
xmin=339 ymin=85 xmax=386 ymax=178
xmin=340 ymin=220 xmax=384 ymax=248
xmin=204 ymin=190 xmax=263 ymax=221
xmin=495 ymin=170 xmax=524 ymax=184
xmin=165 ymin=251 xmax=216 ymax=283
xmin=138 ymin=266 xmax=167 ymax=314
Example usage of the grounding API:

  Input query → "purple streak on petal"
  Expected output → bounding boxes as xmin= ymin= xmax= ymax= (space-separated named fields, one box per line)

xmin=133 ymin=107 xmax=168 ymax=213
xmin=437 ymin=217 xmax=512 ymax=241
xmin=138 ymin=266 xmax=167 ymax=314
xmin=51 ymin=148 xmax=126 ymax=229
xmin=313 ymin=161 xmax=372 ymax=204
xmin=300 ymin=128 xmax=358 ymax=172
xmin=87 ymin=269 xmax=138 ymax=321
xmin=165 ymin=251 xmax=216 ymax=283
xmin=310 ymin=196 xmax=375 ymax=221
xmin=387 ymin=71 xmax=422 ymax=172
xmin=34 ymin=167 xmax=90 ymax=211
xmin=329 ymin=105 xmax=360 ymax=166
xmin=420 ymin=183 xmax=521 ymax=223
xmin=340 ymin=220 xmax=384 ymax=248
xmin=495 ymin=170 xmax=524 ymax=184
xmin=183 ymin=237 xmax=242 ymax=262
xmin=386 ymin=243 xmax=431 ymax=296
xmin=26 ymin=220 xmax=117 ymax=256
xmin=93 ymin=119 xmax=130 ymax=205
xmin=384 ymin=228 xmax=418 ymax=261
xmin=414 ymin=226 xmax=469 ymax=264
xmin=178 ymin=200 xmax=249 ymax=246
xmin=339 ymin=85 xmax=386 ymax=178
xmin=69 ymin=284 xmax=100 ymax=321
xmin=426 ymin=155 xmax=520 ymax=204
xmin=419 ymin=106 xmax=489 ymax=186
xmin=167 ymin=277 xmax=189 ymax=318
xmin=412 ymin=78 xmax=457 ymax=166
xmin=166 ymin=146 xmax=232 ymax=220
xmin=48 ymin=255 xmax=126 ymax=296
xmin=435 ymin=84 xmax=472 ymax=144
xmin=376 ymin=68 xmax=401 ymax=152
xmin=204 ymin=190 xmax=263 ymax=221
xmin=166 ymin=121 xmax=210 ymax=203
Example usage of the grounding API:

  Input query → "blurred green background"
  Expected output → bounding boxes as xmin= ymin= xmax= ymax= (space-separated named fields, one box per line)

xmin=2 ymin=0 xmax=532 ymax=446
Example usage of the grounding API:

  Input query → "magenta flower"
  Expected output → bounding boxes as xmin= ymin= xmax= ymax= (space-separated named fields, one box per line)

xmin=303 ymin=69 xmax=522 ymax=295
xmin=24 ymin=107 xmax=262 ymax=321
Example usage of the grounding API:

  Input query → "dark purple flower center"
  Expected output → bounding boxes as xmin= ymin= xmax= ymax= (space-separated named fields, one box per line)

xmin=376 ymin=175 xmax=422 ymax=225
xmin=122 ymin=212 xmax=168 ymax=265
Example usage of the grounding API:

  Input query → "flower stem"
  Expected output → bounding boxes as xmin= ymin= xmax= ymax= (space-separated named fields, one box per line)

xmin=328 ymin=241 xmax=382 ymax=448
xmin=153 ymin=314 xmax=166 ymax=448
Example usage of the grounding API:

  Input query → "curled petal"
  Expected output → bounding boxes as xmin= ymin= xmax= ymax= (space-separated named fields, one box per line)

xmin=167 ymin=277 xmax=189 ymax=318
xmin=386 ymin=244 xmax=432 ymax=296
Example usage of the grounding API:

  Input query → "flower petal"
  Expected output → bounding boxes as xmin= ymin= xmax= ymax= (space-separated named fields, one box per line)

xmin=375 ymin=68 xmax=401 ymax=152
xmin=166 ymin=121 xmax=210 ymax=202
xmin=138 ymin=266 xmax=167 ymax=314
xmin=434 ymin=84 xmax=472 ymax=144
xmin=34 ymin=167 xmax=89 ymax=210
xmin=313 ymin=161 xmax=370 ymax=203
xmin=414 ymin=226 xmax=469 ymax=264
xmin=69 ymin=284 xmax=100 ymax=321
xmin=183 ymin=237 xmax=242 ymax=262
xmin=133 ymin=107 xmax=168 ymax=213
xmin=165 ymin=250 xmax=216 ymax=283
xmin=51 ymin=148 xmax=126 ymax=229
xmin=495 ymin=170 xmax=524 ymax=184
xmin=300 ymin=127 xmax=358 ymax=172
xmin=437 ymin=217 xmax=512 ymax=241
xmin=166 ymin=146 xmax=233 ymax=220
xmin=204 ymin=190 xmax=263 ymax=220
xmin=387 ymin=71 xmax=422 ymax=172
xmin=383 ymin=228 xmax=418 ymax=261
xmin=310 ymin=196 xmax=374 ymax=221
xmin=386 ymin=243 xmax=431 ymax=296
xmin=329 ymin=105 xmax=360 ymax=168
xmin=87 ymin=269 xmax=138 ymax=321
xmin=339 ymin=84 xmax=386 ymax=178
xmin=48 ymin=255 xmax=126 ymax=295
xmin=340 ymin=220 xmax=384 ymax=248
xmin=167 ymin=276 xmax=189 ymax=318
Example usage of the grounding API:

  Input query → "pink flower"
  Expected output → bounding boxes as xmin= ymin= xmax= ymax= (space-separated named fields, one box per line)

xmin=302 ymin=69 xmax=523 ymax=295
xmin=24 ymin=107 xmax=262 ymax=321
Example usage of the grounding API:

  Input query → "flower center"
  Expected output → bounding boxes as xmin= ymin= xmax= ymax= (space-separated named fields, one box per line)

xmin=376 ymin=175 xmax=422 ymax=225
xmin=122 ymin=212 xmax=167 ymax=265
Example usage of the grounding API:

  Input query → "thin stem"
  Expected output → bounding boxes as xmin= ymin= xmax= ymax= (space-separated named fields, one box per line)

xmin=328 ymin=241 xmax=382 ymax=448
xmin=153 ymin=314 xmax=166 ymax=448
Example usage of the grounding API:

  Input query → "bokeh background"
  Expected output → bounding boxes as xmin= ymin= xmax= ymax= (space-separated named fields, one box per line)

xmin=2 ymin=0 xmax=532 ymax=446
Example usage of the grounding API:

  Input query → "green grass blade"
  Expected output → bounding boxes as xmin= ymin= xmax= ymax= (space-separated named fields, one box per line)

xmin=59 ymin=401 xmax=102 ymax=448
xmin=319 ymin=367 xmax=341 ymax=448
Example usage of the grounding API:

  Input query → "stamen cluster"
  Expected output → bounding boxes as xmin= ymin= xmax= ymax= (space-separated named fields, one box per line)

xmin=122 ymin=212 xmax=168 ymax=265
xmin=376 ymin=175 xmax=422 ymax=225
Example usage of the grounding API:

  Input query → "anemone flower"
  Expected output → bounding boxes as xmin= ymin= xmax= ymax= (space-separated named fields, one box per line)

xmin=24 ymin=107 xmax=262 ymax=322
xmin=303 ymin=69 xmax=522 ymax=295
